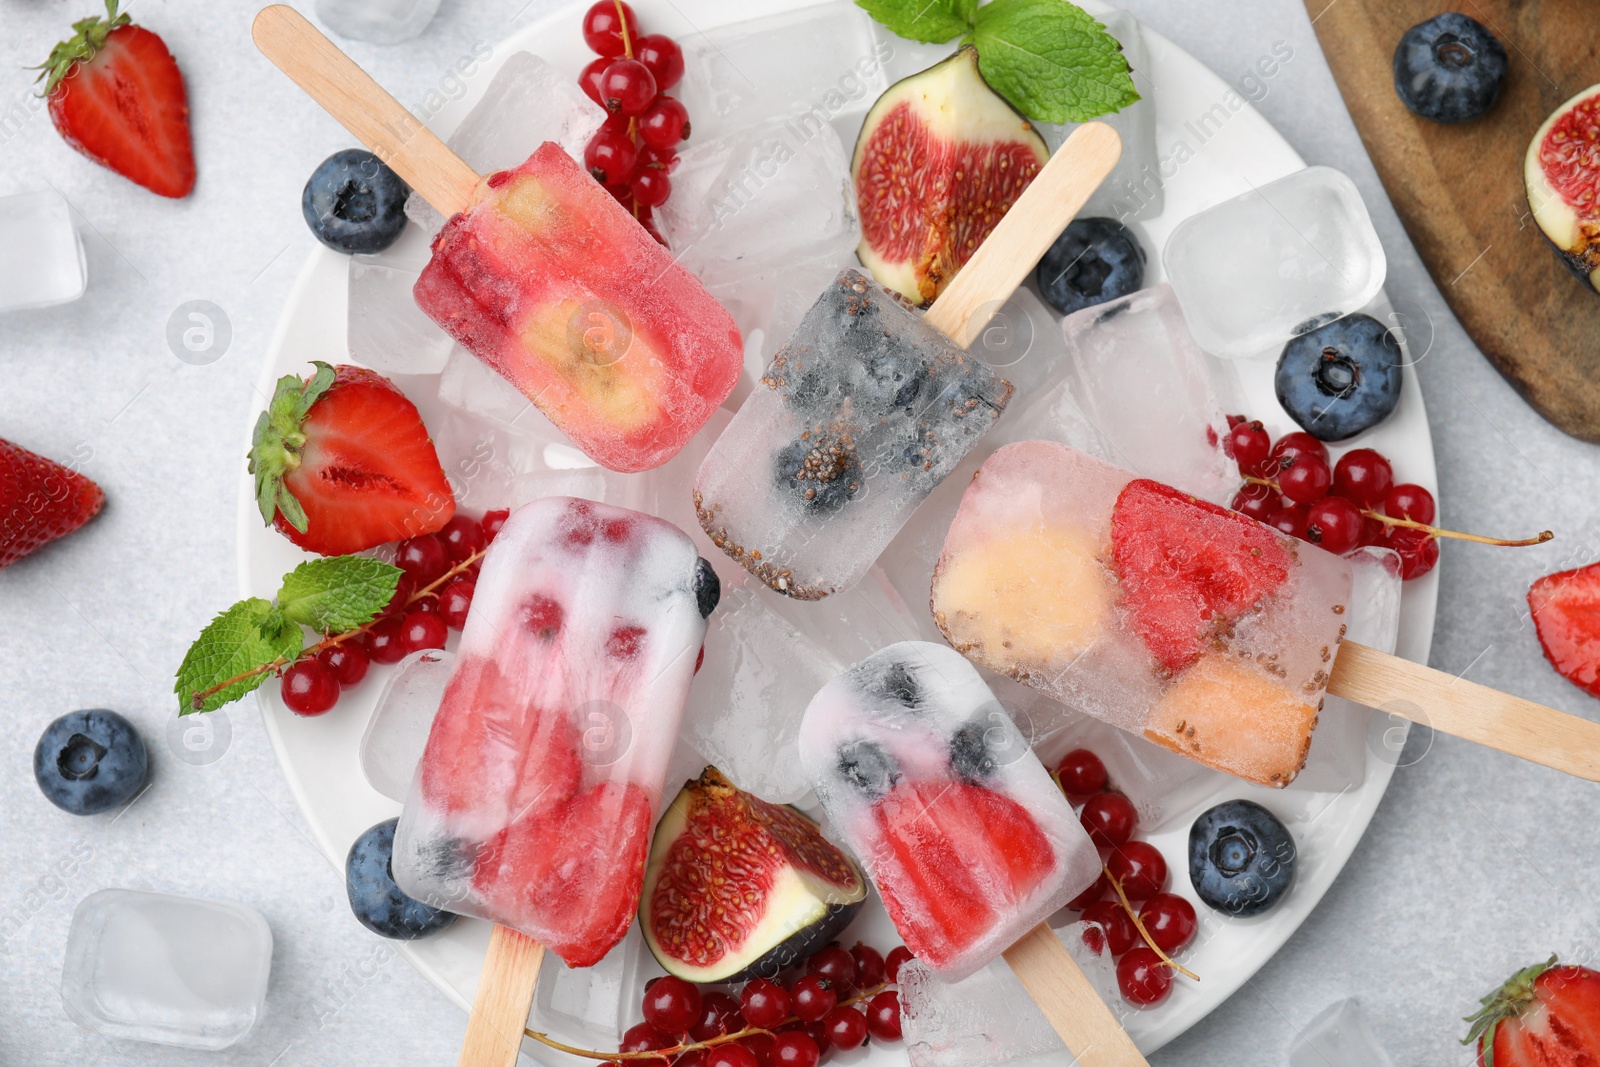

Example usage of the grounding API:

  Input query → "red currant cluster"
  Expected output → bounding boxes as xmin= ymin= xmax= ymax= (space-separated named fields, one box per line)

xmin=278 ymin=509 xmax=511 ymax=716
xmin=1056 ymin=748 xmax=1197 ymax=1009
xmin=595 ymin=943 xmax=912 ymax=1067
xmin=1223 ymin=418 xmax=1441 ymax=578
xmin=579 ymin=0 xmax=689 ymax=243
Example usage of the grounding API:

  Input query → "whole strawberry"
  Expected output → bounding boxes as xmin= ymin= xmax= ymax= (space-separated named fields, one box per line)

xmin=1 ymin=438 xmax=104 ymax=569
xmin=249 ymin=362 xmax=455 ymax=557
xmin=37 ymin=0 xmax=196 ymax=198
xmin=1465 ymin=955 xmax=1600 ymax=1066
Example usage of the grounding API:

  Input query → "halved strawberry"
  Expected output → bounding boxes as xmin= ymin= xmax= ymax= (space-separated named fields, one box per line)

xmin=1111 ymin=479 xmax=1293 ymax=673
xmin=38 ymin=1 xmax=195 ymax=198
xmin=249 ymin=362 xmax=455 ymax=556
xmin=1 ymin=438 xmax=104 ymax=569
xmin=1465 ymin=956 xmax=1600 ymax=1066
xmin=1529 ymin=562 xmax=1600 ymax=698
xmin=870 ymin=780 xmax=1055 ymax=970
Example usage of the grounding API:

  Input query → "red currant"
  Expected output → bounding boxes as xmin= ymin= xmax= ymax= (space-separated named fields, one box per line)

xmin=849 ymin=944 xmax=886 ymax=989
xmin=1305 ymin=496 xmax=1363 ymax=554
xmin=581 ymin=0 xmax=636 ymax=57
xmin=1107 ymin=841 xmax=1168 ymax=901
xmin=579 ymin=55 xmax=610 ymax=107
xmin=380 ymin=573 xmax=416 ymax=618
xmin=635 ymin=33 xmax=684 ymax=91
xmin=1231 ymin=483 xmax=1281 ymax=523
xmin=638 ymin=95 xmax=690 ymax=149
xmin=631 ymin=168 xmax=671 ymax=208
xmin=790 ymin=974 xmax=836 ymax=1022
xmin=1080 ymin=899 xmax=1138 ymax=956
xmin=1056 ymin=747 xmax=1108 ymax=796
xmin=281 ymin=658 xmax=339 ymax=715
xmin=865 ymin=991 xmax=901 ymax=1041
xmin=584 ymin=125 xmax=639 ymax=186
xmin=706 ymin=1046 xmax=758 ymax=1067
xmin=1067 ymin=870 xmax=1109 ymax=910
xmin=364 ymin=614 xmax=409 ymax=664
xmin=741 ymin=1033 xmax=775 ymax=1067
xmin=822 ymin=1007 xmax=867 ymax=1050
xmin=317 ymin=642 xmax=369 ymax=686
xmin=1266 ymin=504 xmax=1310 ymax=540
xmin=481 ymin=509 xmax=510 ymax=543
xmin=1277 ymin=453 xmax=1331 ymax=504
xmin=639 ymin=144 xmax=680 ymax=173
xmin=675 ymin=1051 xmax=708 ymax=1067
xmin=621 ymin=1022 xmax=674 ymax=1053
xmin=806 ymin=945 xmax=857 ymax=992
xmin=1137 ymin=893 xmax=1197 ymax=954
xmin=1116 ymin=946 xmax=1173 ymax=1006
xmin=396 ymin=534 xmax=451 ymax=586
xmin=642 ymin=975 xmax=702 ymax=1035
xmin=1269 ymin=431 xmax=1329 ymax=469
xmin=1227 ymin=420 xmax=1272 ymax=475
xmin=438 ymin=514 xmax=484 ymax=562
xmin=884 ymin=946 xmax=914 ymax=983
xmin=1385 ymin=483 xmax=1436 ymax=524
xmin=1388 ymin=527 xmax=1439 ymax=579
xmin=439 ymin=577 xmax=475 ymax=630
xmin=600 ymin=58 xmax=657 ymax=116
xmin=771 ymin=1033 xmax=820 ymax=1067
xmin=690 ymin=991 xmax=742 ymax=1042
xmin=1079 ymin=791 xmax=1138 ymax=849
xmin=1360 ymin=514 xmax=1390 ymax=547
xmin=400 ymin=610 xmax=447 ymax=654
xmin=1332 ymin=448 xmax=1393 ymax=508
xmin=739 ymin=978 xmax=790 ymax=1029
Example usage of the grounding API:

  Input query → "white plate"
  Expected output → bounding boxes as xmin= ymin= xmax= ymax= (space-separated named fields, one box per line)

xmin=242 ymin=1 xmax=1439 ymax=1057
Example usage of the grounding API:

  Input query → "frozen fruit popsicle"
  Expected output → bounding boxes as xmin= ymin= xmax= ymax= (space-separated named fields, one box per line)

xmin=392 ymin=497 xmax=718 ymax=967
xmin=799 ymin=642 xmax=1099 ymax=978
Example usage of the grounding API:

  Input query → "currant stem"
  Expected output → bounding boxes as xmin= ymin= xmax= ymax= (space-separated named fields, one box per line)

xmin=613 ymin=0 xmax=633 ymax=58
xmin=1241 ymin=475 xmax=1552 ymax=547
xmin=1104 ymin=867 xmax=1200 ymax=982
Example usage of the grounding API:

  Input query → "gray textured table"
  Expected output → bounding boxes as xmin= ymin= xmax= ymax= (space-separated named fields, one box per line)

xmin=3 ymin=1 xmax=1597 ymax=1064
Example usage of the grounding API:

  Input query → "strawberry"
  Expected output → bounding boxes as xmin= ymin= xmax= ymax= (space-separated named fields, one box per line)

xmin=249 ymin=362 xmax=455 ymax=556
xmin=1110 ymin=478 xmax=1293 ymax=673
xmin=1528 ymin=563 xmax=1600 ymax=699
xmin=37 ymin=1 xmax=196 ymax=198
xmin=1 ymin=438 xmax=104 ymax=570
xmin=1464 ymin=956 xmax=1600 ymax=1066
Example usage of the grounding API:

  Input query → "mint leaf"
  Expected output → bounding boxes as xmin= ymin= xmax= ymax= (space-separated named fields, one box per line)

xmin=175 ymin=598 xmax=304 ymax=715
xmin=855 ymin=0 xmax=974 ymax=43
xmin=278 ymin=555 xmax=403 ymax=633
xmin=972 ymin=0 xmax=1139 ymax=123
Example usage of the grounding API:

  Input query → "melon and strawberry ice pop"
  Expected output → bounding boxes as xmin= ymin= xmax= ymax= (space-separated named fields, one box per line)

xmin=798 ymin=641 xmax=1100 ymax=981
xmin=391 ymin=496 xmax=719 ymax=966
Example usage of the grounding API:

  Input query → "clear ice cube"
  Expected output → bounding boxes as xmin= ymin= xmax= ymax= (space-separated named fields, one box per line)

xmin=361 ymin=648 xmax=454 ymax=802
xmin=532 ymin=925 xmax=648 ymax=1048
xmin=314 ymin=0 xmax=439 ymax=44
xmin=1163 ymin=166 xmax=1387 ymax=359
xmin=706 ymin=257 xmax=846 ymax=406
xmin=0 ymin=189 xmax=86 ymax=313
xmin=1289 ymin=999 xmax=1395 ymax=1067
xmin=405 ymin=52 xmax=607 ymax=234
xmin=61 ymin=888 xmax=273 ymax=1051
xmin=347 ymin=223 xmax=454 ymax=375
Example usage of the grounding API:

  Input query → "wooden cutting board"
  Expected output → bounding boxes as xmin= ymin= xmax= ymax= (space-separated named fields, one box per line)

xmin=1305 ymin=0 xmax=1600 ymax=441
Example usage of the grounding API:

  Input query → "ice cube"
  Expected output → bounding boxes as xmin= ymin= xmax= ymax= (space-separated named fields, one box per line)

xmin=1011 ymin=283 xmax=1240 ymax=503
xmin=405 ymin=52 xmax=607 ymax=234
xmin=429 ymin=407 xmax=556 ymax=513
xmin=867 ymin=25 xmax=957 ymax=85
xmin=674 ymin=1 xmax=890 ymax=143
xmin=1295 ymin=546 xmax=1404 ymax=791
xmin=60 ymin=888 xmax=273 ymax=1051
xmin=532 ymin=925 xmax=648 ymax=1048
xmin=1289 ymin=999 xmax=1395 ymax=1067
xmin=707 ymin=257 xmax=846 ymax=406
xmin=347 ymin=223 xmax=454 ymax=375
xmin=0 ymin=189 xmax=86 ymax=313
xmin=361 ymin=648 xmax=454 ymax=802
xmin=1036 ymin=714 xmax=1221 ymax=831
xmin=314 ymin=0 xmax=439 ymax=44
xmin=1163 ymin=166 xmax=1387 ymax=359
xmin=658 ymin=116 xmax=858 ymax=290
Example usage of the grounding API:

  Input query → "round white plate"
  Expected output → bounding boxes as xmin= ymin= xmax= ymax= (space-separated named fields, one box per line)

xmin=243 ymin=0 xmax=1439 ymax=1057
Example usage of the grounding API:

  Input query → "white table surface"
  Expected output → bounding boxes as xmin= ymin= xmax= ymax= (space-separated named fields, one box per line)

xmin=3 ymin=1 xmax=1599 ymax=1064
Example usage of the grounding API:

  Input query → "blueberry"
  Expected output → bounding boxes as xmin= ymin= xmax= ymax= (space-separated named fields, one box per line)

xmin=692 ymin=557 xmax=721 ymax=618
xmin=1393 ymin=13 xmax=1507 ymax=124
xmin=34 ymin=710 xmax=148 ymax=815
xmin=302 ymin=149 xmax=410 ymax=254
xmin=774 ymin=433 xmax=861 ymax=511
xmin=836 ymin=739 xmax=898 ymax=799
xmin=876 ymin=660 xmax=923 ymax=708
xmin=346 ymin=818 xmax=458 ymax=940
xmin=1275 ymin=313 xmax=1403 ymax=441
xmin=1188 ymin=800 xmax=1296 ymax=917
xmin=1034 ymin=217 xmax=1147 ymax=317
xmin=948 ymin=722 xmax=995 ymax=783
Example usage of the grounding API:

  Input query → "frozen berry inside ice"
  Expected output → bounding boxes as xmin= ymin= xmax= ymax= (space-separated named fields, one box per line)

xmin=775 ymin=435 xmax=861 ymax=511
xmin=33 ymin=709 xmax=148 ymax=815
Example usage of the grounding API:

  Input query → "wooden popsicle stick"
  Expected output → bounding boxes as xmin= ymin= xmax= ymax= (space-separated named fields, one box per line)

xmin=252 ymin=5 xmax=479 ymax=215
xmin=1003 ymin=923 xmax=1149 ymax=1067
xmin=456 ymin=926 xmax=545 ymax=1067
xmin=924 ymin=121 xmax=1123 ymax=350
xmin=1330 ymin=640 xmax=1600 ymax=781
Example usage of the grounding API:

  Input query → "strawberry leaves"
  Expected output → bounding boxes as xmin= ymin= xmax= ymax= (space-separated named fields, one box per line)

xmin=34 ymin=0 xmax=130 ymax=95
xmin=249 ymin=361 xmax=337 ymax=534
xmin=1462 ymin=954 xmax=1559 ymax=1066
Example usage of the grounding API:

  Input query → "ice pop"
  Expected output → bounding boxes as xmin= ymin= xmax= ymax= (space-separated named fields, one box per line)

xmin=392 ymin=497 xmax=718 ymax=966
xmin=799 ymin=641 xmax=1099 ymax=979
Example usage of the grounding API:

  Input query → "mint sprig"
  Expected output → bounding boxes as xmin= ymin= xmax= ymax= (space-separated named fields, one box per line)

xmin=175 ymin=554 xmax=406 ymax=715
xmin=859 ymin=0 xmax=1139 ymax=124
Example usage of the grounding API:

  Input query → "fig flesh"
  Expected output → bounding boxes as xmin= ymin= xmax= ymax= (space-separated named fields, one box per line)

xmin=1525 ymin=83 xmax=1600 ymax=294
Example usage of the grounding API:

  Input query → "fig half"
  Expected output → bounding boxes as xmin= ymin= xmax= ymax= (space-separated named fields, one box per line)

xmin=641 ymin=767 xmax=867 ymax=984
xmin=1525 ymin=82 xmax=1600 ymax=294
